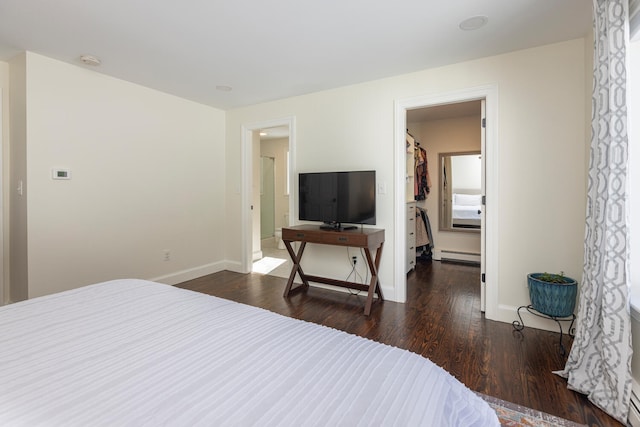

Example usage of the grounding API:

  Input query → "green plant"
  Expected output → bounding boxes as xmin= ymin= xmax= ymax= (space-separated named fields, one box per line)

xmin=536 ymin=271 xmax=572 ymax=284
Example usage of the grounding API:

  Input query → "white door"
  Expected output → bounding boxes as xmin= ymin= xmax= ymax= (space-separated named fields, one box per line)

xmin=480 ymin=99 xmax=487 ymax=312
xmin=260 ymin=156 xmax=276 ymax=240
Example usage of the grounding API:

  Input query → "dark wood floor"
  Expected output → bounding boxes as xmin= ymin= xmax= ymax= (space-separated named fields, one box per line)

xmin=177 ymin=259 xmax=622 ymax=427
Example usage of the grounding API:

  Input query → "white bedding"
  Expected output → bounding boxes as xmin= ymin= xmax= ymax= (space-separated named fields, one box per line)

xmin=0 ymin=279 xmax=499 ymax=426
xmin=452 ymin=193 xmax=482 ymax=221
xmin=452 ymin=205 xmax=482 ymax=220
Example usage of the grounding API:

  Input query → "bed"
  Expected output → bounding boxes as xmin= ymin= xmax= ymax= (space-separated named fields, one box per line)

xmin=0 ymin=279 xmax=499 ymax=426
xmin=452 ymin=193 xmax=482 ymax=228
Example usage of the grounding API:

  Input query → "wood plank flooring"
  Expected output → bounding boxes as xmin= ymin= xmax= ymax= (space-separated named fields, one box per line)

xmin=177 ymin=259 xmax=622 ymax=427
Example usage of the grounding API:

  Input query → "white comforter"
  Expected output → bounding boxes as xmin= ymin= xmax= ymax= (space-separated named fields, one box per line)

xmin=452 ymin=205 xmax=482 ymax=220
xmin=0 ymin=279 xmax=499 ymax=426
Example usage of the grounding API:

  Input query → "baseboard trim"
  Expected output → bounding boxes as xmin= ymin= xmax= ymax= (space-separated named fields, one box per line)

xmin=224 ymin=260 xmax=244 ymax=273
xmin=495 ymin=303 xmax=575 ymax=333
xmin=150 ymin=261 xmax=227 ymax=285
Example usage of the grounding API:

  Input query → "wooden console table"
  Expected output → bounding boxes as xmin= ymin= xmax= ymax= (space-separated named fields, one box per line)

xmin=282 ymin=225 xmax=385 ymax=315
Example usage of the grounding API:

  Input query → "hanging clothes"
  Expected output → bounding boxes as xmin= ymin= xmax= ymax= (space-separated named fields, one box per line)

xmin=415 ymin=207 xmax=433 ymax=260
xmin=415 ymin=209 xmax=429 ymax=247
xmin=414 ymin=146 xmax=432 ymax=200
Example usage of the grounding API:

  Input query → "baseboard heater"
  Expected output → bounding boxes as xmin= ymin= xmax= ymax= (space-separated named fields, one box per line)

xmin=434 ymin=249 xmax=481 ymax=265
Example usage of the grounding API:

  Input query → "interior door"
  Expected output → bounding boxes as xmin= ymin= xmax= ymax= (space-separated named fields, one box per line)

xmin=480 ymin=99 xmax=487 ymax=312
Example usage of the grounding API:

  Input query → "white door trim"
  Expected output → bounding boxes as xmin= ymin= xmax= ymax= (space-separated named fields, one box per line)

xmin=241 ymin=116 xmax=296 ymax=273
xmin=394 ymin=85 xmax=499 ymax=319
xmin=480 ymin=99 xmax=487 ymax=312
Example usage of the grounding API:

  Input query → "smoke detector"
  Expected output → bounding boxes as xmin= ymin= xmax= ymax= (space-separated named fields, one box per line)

xmin=79 ymin=54 xmax=101 ymax=66
xmin=459 ymin=16 xmax=489 ymax=31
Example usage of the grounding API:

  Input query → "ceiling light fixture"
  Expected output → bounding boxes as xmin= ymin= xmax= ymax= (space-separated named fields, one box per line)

xmin=216 ymin=85 xmax=233 ymax=92
xmin=79 ymin=54 xmax=101 ymax=66
xmin=459 ymin=15 xmax=488 ymax=31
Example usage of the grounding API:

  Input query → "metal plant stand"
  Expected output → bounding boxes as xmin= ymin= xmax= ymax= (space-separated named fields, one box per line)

xmin=512 ymin=305 xmax=576 ymax=355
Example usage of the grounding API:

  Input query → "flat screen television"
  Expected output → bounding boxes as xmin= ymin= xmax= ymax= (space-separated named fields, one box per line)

xmin=298 ymin=170 xmax=376 ymax=230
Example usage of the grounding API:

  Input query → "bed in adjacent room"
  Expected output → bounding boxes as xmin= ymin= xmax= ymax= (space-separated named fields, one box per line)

xmin=0 ymin=279 xmax=499 ymax=426
xmin=452 ymin=192 xmax=482 ymax=229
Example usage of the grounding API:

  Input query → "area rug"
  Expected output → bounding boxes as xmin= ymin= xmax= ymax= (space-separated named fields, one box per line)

xmin=477 ymin=393 xmax=587 ymax=427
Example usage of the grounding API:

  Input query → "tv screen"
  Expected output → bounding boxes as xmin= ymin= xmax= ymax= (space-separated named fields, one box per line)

xmin=298 ymin=171 xmax=376 ymax=229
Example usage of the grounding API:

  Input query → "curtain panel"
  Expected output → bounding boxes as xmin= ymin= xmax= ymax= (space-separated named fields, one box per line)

xmin=555 ymin=0 xmax=632 ymax=423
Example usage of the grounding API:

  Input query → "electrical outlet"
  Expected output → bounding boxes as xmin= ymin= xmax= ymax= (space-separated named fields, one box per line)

xmin=163 ymin=249 xmax=171 ymax=261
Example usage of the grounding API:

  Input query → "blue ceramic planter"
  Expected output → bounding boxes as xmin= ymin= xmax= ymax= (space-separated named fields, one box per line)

xmin=527 ymin=273 xmax=577 ymax=318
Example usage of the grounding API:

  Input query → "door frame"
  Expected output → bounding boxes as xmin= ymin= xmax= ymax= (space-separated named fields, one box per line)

xmin=394 ymin=85 xmax=499 ymax=319
xmin=241 ymin=116 xmax=296 ymax=273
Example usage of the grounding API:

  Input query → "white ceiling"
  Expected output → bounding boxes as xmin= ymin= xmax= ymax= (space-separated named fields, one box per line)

xmin=0 ymin=1 xmax=592 ymax=110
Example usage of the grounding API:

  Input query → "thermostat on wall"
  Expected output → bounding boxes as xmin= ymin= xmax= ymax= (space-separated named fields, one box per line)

xmin=52 ymin=168 xmax=71 ymax=180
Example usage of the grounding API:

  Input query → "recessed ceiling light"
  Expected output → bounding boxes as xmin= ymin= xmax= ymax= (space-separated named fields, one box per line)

xmin=259 ymin=132 xmax=267 ymax=136
xmin=216 ymin=85 xmax=233 ymax=92
xmin=79 ymin=54 xmax=101 ymax=66
xmin=459 ymin=15 xmax=488 ymax=31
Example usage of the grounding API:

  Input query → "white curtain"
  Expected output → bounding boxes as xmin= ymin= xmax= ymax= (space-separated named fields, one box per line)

xmin=555 ymin=0 xmax=632 ymax=423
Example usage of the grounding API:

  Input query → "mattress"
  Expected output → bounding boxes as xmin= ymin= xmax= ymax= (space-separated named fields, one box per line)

xmin=0 ymin=279 xmax=499 ymax=426
xmin=452 ymin=205 xmax=482 ymax=220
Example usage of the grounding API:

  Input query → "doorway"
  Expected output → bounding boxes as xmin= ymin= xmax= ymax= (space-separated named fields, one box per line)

xmin=394 ymin=86 xmax=498 ymax=319
xmin=407 ymin=101 xmax=483 ymax=306
xmin=240 ymin=116 xmax=296 ymax=276
xmin=255 ymin=149 xmax=290 ymax=277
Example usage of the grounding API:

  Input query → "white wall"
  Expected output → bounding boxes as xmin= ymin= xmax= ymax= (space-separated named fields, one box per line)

xmin=225 ymin=38 xmax=588 ymax=327
xmin=451 ymin=154 xmax=481 ymax=190
xmin=0 ymin=60 xmax=7 ymax=304
xmin=12 ymin=52 xmax=227 ymax=299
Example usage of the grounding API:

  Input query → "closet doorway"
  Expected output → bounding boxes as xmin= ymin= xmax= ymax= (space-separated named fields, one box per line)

xmin=394 ymin=86 xmax=498 ymax=318
xmin=406 ymin=101 xmax=484 ymax=304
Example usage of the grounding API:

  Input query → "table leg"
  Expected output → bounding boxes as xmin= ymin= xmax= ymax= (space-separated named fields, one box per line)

xmin=373 ymin=242 xmax=384 ymax=300
xmin=283 ymin=240 xmax=309 ymax=297
xmin=363 ymin=243 xmax=384 ymax=316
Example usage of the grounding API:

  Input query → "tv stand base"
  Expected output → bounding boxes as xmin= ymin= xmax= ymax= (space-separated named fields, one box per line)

xmin=319 ymin=223 xmax=357 ymax=231
xmin=282 ymin=225 xmax=385 ymax=316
